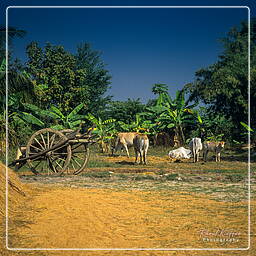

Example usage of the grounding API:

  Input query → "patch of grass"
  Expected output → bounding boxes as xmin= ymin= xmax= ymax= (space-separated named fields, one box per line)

xmin=225 ymin=174 xmax=245 ymax=182
xmin=148 ymin=146 xmax=169 ymax=157
xmin=87 ymin=160 xmax=118 ymax=168
xmin=81 ymin=171 xmax=112 ymax=178
xmin=134 ymin=174 xmax=156 ymax=181
xmin=206 ymin=169 xmax=247 ymax=174
xmin=165 ymin=173 xmax=179 ymax=181
xmin=115 ymin=174 xmax=130 ymax=180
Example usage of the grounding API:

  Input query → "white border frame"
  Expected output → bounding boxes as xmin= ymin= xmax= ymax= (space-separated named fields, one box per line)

xmin=5 ymin=5 xmax=251 ymax=251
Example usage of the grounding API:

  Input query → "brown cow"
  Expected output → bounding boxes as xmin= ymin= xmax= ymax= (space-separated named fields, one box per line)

xmin=203 ymin=141 xmax=225 ymax=162
xmin=113 ymin=132 xmax=138 ymax=157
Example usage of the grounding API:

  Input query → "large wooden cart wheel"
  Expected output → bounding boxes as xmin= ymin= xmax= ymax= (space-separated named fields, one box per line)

xmin=69 ymin=144 xmax=89 ymax=175
xmin=60 ymin=130 xmax=90 ymax=175
xmin=26 ymin=128 xmax=71 ymax=175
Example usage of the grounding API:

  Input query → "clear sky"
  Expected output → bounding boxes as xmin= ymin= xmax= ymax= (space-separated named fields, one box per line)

xmin=1 ymin=0 xmax=253 ymax=102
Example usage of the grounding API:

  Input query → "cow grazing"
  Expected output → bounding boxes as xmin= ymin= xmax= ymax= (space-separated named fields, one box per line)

xmin=203 ymin=141 xmax=225 ymax=162
xmin=189 ymin=138 xmax=203 ymax=163
xmin=133 ymin=134 xmax=149 ymax=165
xmin=168 ymin=147 xmax=191 ymax=159
xmin=113 ymin=132 xmax=138 ymax=157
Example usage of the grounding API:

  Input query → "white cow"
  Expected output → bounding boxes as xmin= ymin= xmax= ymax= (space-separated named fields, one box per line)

xmin=168 ymin=147 xmax=191 ymax=159
xmin=189 ymin=138 xmax=203 ymax=163
xmin=133 ymin=134 xmax=149 ymax=165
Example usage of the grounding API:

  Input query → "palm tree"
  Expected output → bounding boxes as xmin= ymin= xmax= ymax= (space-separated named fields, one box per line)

xmin=0 ymin=25 xmax=26 ymax=58
xmin=0 ymin=26 xmax=33 ymax=109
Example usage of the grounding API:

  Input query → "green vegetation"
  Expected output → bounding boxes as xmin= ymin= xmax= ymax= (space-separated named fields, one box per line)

xmin=0 ymin=20 xmax=254 ymax=154
xmin=185 ymin=20 xmax=256 ymax=141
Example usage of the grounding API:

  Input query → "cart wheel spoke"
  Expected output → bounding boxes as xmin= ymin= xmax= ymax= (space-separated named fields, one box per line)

xmin=34 ymin=137 xmax=45 ymax=150
xmin=47 ymin=132 xmax=50 ymax=149
xmin=68 ymin=144 xmax=89 ymax=175
xmin=51 ymin=152 xmax=69 ymax=155
xmin=55 ymin=160 xmax=63 ymax=170
xmin=30 ymin=144 xmax=43 ymax=152
xmin=72 ymin=157 xmax=82 ymax=167
xmin=40 ymin=133 xmax=47 ymax=149
xmin=49 ymin=134 xmax=56 ymax=148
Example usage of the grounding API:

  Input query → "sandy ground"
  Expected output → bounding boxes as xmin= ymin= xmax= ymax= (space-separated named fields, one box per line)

xmin=1 ymin=157 xmax=255 ymax=256
xmin=4 ymin=185 xmax=254 ymax=256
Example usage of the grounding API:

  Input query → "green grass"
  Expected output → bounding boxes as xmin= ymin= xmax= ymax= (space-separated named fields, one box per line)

xmin=134 ymin=174 xmax=156 ymax=181
xmin=87 ymin=159 xmax=119 ymax=168
xmin=81 ymin=171 xmax=112 ymax=178
xmin=225 ymin=174 xmax=245 ymax=182
xmin=165 ymin=173 xmax=179 ymax=181
xmin=205 ymin=169 xmax=247 ymax=174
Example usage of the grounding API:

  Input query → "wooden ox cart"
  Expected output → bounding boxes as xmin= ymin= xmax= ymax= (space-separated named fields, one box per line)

xmin=9 ymin=127 xmax=96 ymax=175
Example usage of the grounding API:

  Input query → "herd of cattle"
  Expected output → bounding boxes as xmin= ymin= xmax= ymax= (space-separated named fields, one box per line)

xmin=14 ymin=131 xmax=226 ymax=167
xmin=113 ymin=132 xmax=225 ymax=165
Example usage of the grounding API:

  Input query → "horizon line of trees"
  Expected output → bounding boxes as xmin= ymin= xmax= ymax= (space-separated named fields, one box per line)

xmin=0 ymin=19 xmax=255 ymax=150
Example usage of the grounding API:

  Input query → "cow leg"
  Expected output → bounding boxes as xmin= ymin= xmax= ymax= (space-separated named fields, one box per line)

xmin=142 ymin=150 xmax=146 ymax=165
xmin=216 ymin=152 xmax=221 ymax=162
xmin=124 ymin=144 xmax=130 ymax=158
xmin=196 ymin=152 xmax=199 ymax=162
xmin=139 ymin=150 xmax=143 ymax=164
xmin=134 ymin=148 xmax=139 ymax=164
xmin=142 ymin=151 xmax=145 ymax=164
xmin=143 ymin=140 xmax=149 ymax=165
xmin=193 ymin=150 xmax=196 ymax=163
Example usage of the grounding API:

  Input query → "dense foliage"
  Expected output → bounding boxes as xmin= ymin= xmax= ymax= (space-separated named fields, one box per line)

xmin=105 ymin=98 xmax=145 ymax=124
xmin=1 ymin=20 xmax=253 ymax=149
xmin=26 ymin=42 xmax=111 ymax=115
xmin=185 ymin=20 xmax=255 ymax=139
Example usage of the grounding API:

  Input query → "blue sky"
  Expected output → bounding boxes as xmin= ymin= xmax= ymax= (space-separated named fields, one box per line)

xmin=1 ymin=0 xmax=253 ymax=102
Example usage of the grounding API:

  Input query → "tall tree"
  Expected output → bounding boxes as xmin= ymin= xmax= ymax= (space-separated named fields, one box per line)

xmin=152 ymin=83 xmax=171 ymax=106
xmin=26 ymin=42 xmax=86 ymax=113
xmin=75 ymin=43 xmax=112 ymax=115
xmin=185 ymin=20 xmax=256 ymax=132
xmin=0 ymin=25 xmax=26 ymax=62
xmin=105 ymin=98 xmax=145 ymax=124
xmin=0 ymin=26 xmax=31 ymax=106
xmin=26 ymin=42 xmax=111 ymax=115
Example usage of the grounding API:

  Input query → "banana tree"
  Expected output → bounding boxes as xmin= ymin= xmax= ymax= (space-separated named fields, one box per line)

xmin=85 ymin=113 xmax=116 ymax=153
xmin=240 ymin=122 xmax=255 ymax=144
xmin=152 ymin=83 xmax=171 ymax=107
xmin=1 ymin=58 xmax=35 ymax=108
xmin=156 ymin=90 xmax=198 ymax=146
xmin=117 ymin=113 xmax=155 ymax=133
xmin=14 ymin=103 xmax=85 ymax=130
xmin=47 ymin=104 xmax=85 ymax=130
